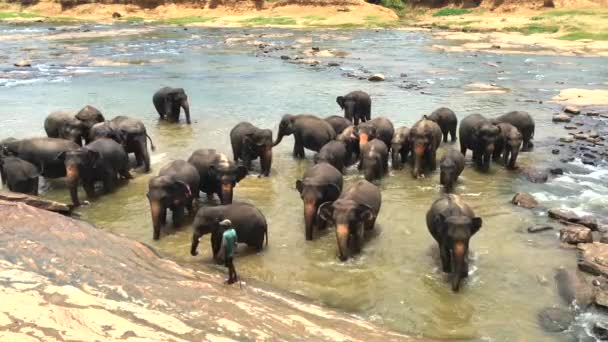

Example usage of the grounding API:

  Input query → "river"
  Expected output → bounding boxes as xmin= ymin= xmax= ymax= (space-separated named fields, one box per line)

xmin=1 ymin=22 xmax=607 ymax=340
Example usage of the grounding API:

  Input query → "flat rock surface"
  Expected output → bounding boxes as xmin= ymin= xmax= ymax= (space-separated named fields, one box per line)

xmin=0 ymin=200 xmax=411 ymax=341
xmin=0 ymin=191 xmax=72 ymax=215
xmin=578 ymin=243 xmax=608 ymax=278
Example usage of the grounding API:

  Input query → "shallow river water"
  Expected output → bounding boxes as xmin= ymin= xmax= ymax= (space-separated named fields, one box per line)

xmin=1 ymin=23 xmax=608 ymax=340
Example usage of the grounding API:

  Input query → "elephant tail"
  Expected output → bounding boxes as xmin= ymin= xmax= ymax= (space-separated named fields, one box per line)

xmin=146 ymin=133 xmax=156 ymax=152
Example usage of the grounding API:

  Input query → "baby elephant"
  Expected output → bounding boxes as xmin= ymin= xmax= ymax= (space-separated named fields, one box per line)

xmin=190 ymin=202 xmax=268 ymax=259
xmin=428 ymin=107 xmax=458 ymax=143
xmin=230 ymin=122 xmax=273 ymax=177
xmin=314 ymin=141 xmax=349 ymax=172
xmin=153 ymin=87 xmax=191 ymax=124
xmin=0 ymin=156 xmax=39 ymax=195
xmin=440 ymin=149 xmax=465 ymax=192
xmin=359 ymin=139 xmax=388 ymax=181
xmin=426 ymin=194 xmax=482 ymax=292
xmin=391 ymin=126 xmax=410 ymax=169
xmin=493 ymin=123 xmax=522 ymax=169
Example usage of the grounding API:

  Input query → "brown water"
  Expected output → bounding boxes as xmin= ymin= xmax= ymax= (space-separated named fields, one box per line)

xmin=2 ymin=23 xmax=607 ymax=340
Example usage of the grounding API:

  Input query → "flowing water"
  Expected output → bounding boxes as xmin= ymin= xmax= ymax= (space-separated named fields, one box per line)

xmin=1 ymin=23 xmax=608 ymax=340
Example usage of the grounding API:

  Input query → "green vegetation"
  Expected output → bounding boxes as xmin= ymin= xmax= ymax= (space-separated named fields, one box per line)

xmin=558 ymin=30 xmax=608 ymax=40
xmin=505 ymin=23 xmax=559 ymax=35
xmin=432 ymin=8 xmax=471 ymax=17
xmin=0 ymin=11 xmax=40 ymax=20
xmin=120 ymin=16 xmax=145 ymax=23
xmin=240 ymin=16 xmax=296 ymax=26
xmin=380 ymin=0 xmax=405 ymax=12
xmin=539 ymin=9 xmax=597 ymax=17
xmin=158 ymin=16 xmax=217 ymax=25
xmin=303 ymin=15 xmax=326 ymax=21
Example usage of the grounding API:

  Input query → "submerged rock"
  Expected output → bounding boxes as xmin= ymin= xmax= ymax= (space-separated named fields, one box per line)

xmin=537 ymin=307 xmax=574 ymax=332
xmin=549 ymin=208 xmax=580 ymax=223
xmin=553 ymin=114 xmax=572 ymax=123
xmin=554 ymin=268 xmax=594 ymax=308
xmin=522 ymin=167 xmax=549 ymax=183
xmin=512 ymin=192 xmax=539 ymax=209
xmin=528 ymin=225 xmax=554 ymax=233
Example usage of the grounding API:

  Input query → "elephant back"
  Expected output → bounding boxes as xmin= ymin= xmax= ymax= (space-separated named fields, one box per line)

xmin=340 ymin=180 xmax=381 ymax=214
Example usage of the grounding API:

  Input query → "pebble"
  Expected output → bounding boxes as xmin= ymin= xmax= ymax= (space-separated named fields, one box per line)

xmin=368 ymin=73 xmax=385 ymax=82
xmin=551 ymin=149 xmax=560 ymax=154
xmin=528 ymin=225 xmax=554 ymax=233
xmin=553 ymin=114 xmax=571 ymax=123
xmin=559 ymin=136 xmax=574 ymax=143
xmin=13 ymin=60 xmax=31 ymax=68
xmin=564 ymin=106 xmax=581 ymax=115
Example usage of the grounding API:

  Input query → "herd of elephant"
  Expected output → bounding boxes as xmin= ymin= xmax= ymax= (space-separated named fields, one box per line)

xmin=0 ymin=88 xmax=535 ymax=292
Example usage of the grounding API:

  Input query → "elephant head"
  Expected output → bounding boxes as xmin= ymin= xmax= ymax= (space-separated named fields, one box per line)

xmin=357 ymin=122 xmax=377 ymax=149
xmin=474 ymin=123 xmax=501 ymax=171
xmin=410 ymin=117 xmax=436 ymax=178
xmin=296 ymin=180 xmax=341 ymax=240
xmin=319 ymin=199 xmax=376 ymax=261
xmin=90 ymin=122 xmax=127 ymax=147
xmin=56 ymin=148 xmax=101 ymax=206
xmin=76 ymin=105 xmax=105 ymax=143
xmin=60 ymin=117 xmax=87 ymax=146
xmin=244 ymin=129 xmax=273 ymax=176
xmin=440 ymin=158 xmax=458 ymax=192
xmin=337 ymin=126 xmax=359 ymax=162
xmin=434 ymin=214 xmax=482 ymax=291
xmin=500 ymin=124 xmax=522 ymax=169
xmin=336 ymin=95 xmax=356 ymax=123
xmin=190 ymin=211 xmax=222 ymax=257
xmin=147 ymin=175 xmax=192 ymax=240
xmin=166 ymin=88 xmax=190 ymax=123
xmin=210 ymin=157 xmax=248 ymax=204
xmin=273 ymin=114 xmax=295 ymax=147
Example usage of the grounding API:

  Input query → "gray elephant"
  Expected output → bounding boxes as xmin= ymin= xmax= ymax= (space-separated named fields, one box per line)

xmin=492 ymin=111 xmax=534 ymax=151
xmin=428 ymin=107 xmax=458 ymax=143
xmin=357 ymin=116 xmax=394 ymax=149
xmin=440 ymin=149 xmax=465 ymax=193
xmin=493 ymin=122 xmax=522 ymax=169
xmin=148 ymin=159 xmax=200 ymax=240
xmin=391 ymin=126 xmax=410 ymax=169
xmin=426 ymin=194 xmax=482 ymax=292
xmin=187 ymin=149 xmax=248 ymax=204
xmin=296 ymin=162 xmax=343 ymax=240
xmin=57 ymin=138 xmax=132 ymax=206
xmin=410 ymin=116 xmax=442 ymax=178
xmin=459 ymin=114 xmax=501 ymax=171
xmin=273 ymin=114 xmax=336 ymax=159
xmin=90 ymin=116 xmax=156 ymax=172
xmin=319 ymin=179 xmax=381 ymax=261
xmin=153 ymin=87 xmax=191 ymax=124
xmin=336 ymin=91 xmax=371 ymax=125
xmin=230 ymin=122 xmax=273 ymax=177
xmin=190 ymin=202 xmax=268 ymax=259
xmin=0 ymin=137 xmax=18 ymax=185
xmin=4 ymin=137 xmax=79 ymax=179
xmin=314 ymin=141 xmax=349 ymax=172
xmin=44 ymin=111 xmax=86 ymax=146
xmin=359 ymin=139 xmax=388 ymax=182
xmin=336 ymin=125 xmax=359 ymax=165
xmin=75 ymin=105 xmax=105 ymax=143
xmin=324 ymin=115 xmax=351 ymax=135
xmin=0 ymin=156 xmax=39 ymax=195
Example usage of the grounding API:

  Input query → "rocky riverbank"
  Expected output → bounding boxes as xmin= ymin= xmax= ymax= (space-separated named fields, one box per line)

xmin=0 ymin=199 xmax=413 ymax=341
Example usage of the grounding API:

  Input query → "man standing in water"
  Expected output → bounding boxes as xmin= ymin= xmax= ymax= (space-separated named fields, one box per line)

xmin=219 ymin=219 xmax=238 ymax=284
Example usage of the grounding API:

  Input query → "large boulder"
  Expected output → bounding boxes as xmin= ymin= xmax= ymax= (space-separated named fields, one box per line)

xmin=560 ymin=226 xmax=593 ymax=244
xmin=578 ymin=243 xmax=608 ymax=278
xmin=0 ymin=201 xmax=410 ymax=341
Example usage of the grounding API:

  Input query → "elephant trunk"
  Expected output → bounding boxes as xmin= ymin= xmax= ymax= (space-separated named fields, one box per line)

xmin=451 ymin=241 xmax=467 ymax=292
xmin=220 ymin=183 xmax=234 ymax=204
xmin=66 ymin=164 xmax=80 ymax=206
xmin=344 ymin=104 xmax=355 ymax=122
xmin=507 ymin=148 xmax=518 ymax=169
xmin=190 ymin=231 xmax=201 ymax=256
xmin=181 ymin=99 xmax=191 ymax=124
xmin=412 ymin=144 xmax=425 ymax=178
xmin=482 ymin=144 xmax=494 ymax=171
xmin=440 ymin=171 xmax=453 ymax=192
xmin=273 ymin=130 xmax=285 ymax=147
xmin=304 ymin=200 xmax=317 ymax=241
xmin=150 ymin=200 xmax=163 ymax=240
xmin=260 ymin=146 xmax=272 ymax=177
xmin=391 ymin=146 xmax=402 ymax=169
xmin=336 ymin=223 xmax=349 ymax=261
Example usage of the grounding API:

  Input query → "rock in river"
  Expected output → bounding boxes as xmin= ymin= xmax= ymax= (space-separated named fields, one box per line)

xmin=521 ymin=167 xmax=549 ymax=183
xmin=564 ymin=106 xmax=581 ymax=115
xmin=528 ymin=225 xmax=554 ymax=233
xmin=512 ymin=192 xmax=539 ymax=209
xmin=537 ymin=307 xmax=574 ymax=333
xmin=553 ymin=114 xmax=572 ymax=123
xmin=0 ymin=200 xmax=409 ymax=341
xmin=13 ymin=60 xmax=31 ymax=68
xmin=549 ymin=208 xmax=581 ymax=223
xmin=560 ymin=226 xmax=593 ymax=244
xmin=368 ymin=73 xmax=385 ymax=82
xmin=554 ymin=268 xmax=594 ymax=308
xmin=578 ymin=243 xmax=608 ymax=278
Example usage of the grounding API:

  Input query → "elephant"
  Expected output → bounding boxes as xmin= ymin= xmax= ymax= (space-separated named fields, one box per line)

xmin=324 ymin=115 xmax=351 ymax=135
xmin=4 ymin=137 xmax=79 ymax=179
xmin=359 ymin=139 xmax=388 ymax=182
xmin=148 ymin=160 xmax=200 ymax=240
xmin=336 ymin=91 xmax=371 ymax=125
xmin=336 ymin=125 xmax=359 ymax=165
xmin=357 ymin=116 xmax=394 ymax=149
xmin=230 ymin=122 xmax=273 ymax=177
xmin=459 ymin=114 xmax=501 ymax=171
xmin=57 ymin=138 xmax=132 ymax=206
xmin=492 ymin=111 xmax=534 ymax=151
xmin=152 ymin=87 xmax=191 ymax=124
xmin=273 ymin=114 xmax=336 ymax=159
xmin=295 ymin=162 xmax=342 ymax=240
xmin=0 ymin=156 xmax=39 ymax=195
xmin=75 ymin=105 xmax=105 ymax=144
xmin=410 ymin=116 xmax=442 ymax=178
xmin=190 ymin=202 xmax=268 ymax=259
xmin=426 ymin=194 xmax=482 ymax=292
xmin=440 ymin=149 xmax=465 ymax=193
xmin=90 ymin=116 xmax=156 ymax=172
xmin=44 ymin=111 xmax=86 ymax=146
xmin=391 ymin=126 xmax=410 ymax=169
xmin=493 ymin=123 xmax=523 ymax=170
xmin=314 ymin=141 xmax=349 ymax=172
xmin=428 ymin=107 xmax=458 ymax=143
xmin=187 ymin=149 xmax=248 ymax=204
xmin=0 ymin=137 xmax=18 ymax=185
xmin=319 ymin=179 xmax=381 ymax=261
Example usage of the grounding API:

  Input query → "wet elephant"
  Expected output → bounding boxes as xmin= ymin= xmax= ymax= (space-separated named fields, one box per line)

xmin=314 ymin=140 xmax=349 ymax=172
xmin=440 ymin=149 xmax=465 ymax=193
xmin=44 ymin=111 xmax=86 ymax=146
xmin=0 ymin=137 xmax=18 ymax=185
xmin=336 ymin=125 xmax=359 ymax=165
xmin=336 ymin=91 xmax=371 ymax=125
xmin=428 ymin=107 xmax=458 ymax=143
xmin=0 ymin=156 xmax=39 ymax=195
xmin=459 ymin=114 xmax=501 ymax=171
xmin=230 ymin=122 xmax=273 ymax=177
xmin=391 ymin=126 xmax=410 ymax=169
xmin=75 ymin=105 xmax=105 ymax=144
xmin=190 ymin=202 xmax=268 ymax=259
xmin=493 ymin=122 xmax=522 ymax=168
xmin=153 ymin=87 xmax=191 ymax=124
xmin=492 ymin=111 xmax=534 ymax=151
xmin=357 ymin=116 xmax=394 ymax=149
xmin=324 ymin=115 xmax=352 ymax=135
xmin=295 ymin=162 xmax=342 ymax=240
xmin=273 ymin=114 xmax=336 ymax=159
xmin=57 ymin=138 xmax=132 ymax=206
xmin=359 ymin=139 xmax=388 ymax=182
xmin=319 ymin=179 xmax=381 ymax=261
xmin=426 ymin=194 xmax=482 ymax=292
xmin=148 ymin=159 xmax=200 ymax=240
xmin=187 ymin=149 xmax=248 ymax=204
xmin=4 ymin=137 xmax=79 ymax=179
xmin=410 ymin=116 xmax=442 ymax=178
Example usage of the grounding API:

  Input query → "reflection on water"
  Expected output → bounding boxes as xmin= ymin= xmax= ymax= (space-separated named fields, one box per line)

xmin=1 ymin=23 xmax=606 ymax=340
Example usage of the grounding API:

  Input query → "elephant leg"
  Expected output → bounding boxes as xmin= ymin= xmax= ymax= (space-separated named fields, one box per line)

xmin=69 ymin=184 xmax=81 ymax=206
xmin=460 ymin=143 xmax=467 ymax=157
xmin=492 ymin=145 xmax=502 ymax=161
xmin=159 ymin=209 xmax=167 ymax=225
xmin=141 ymin=141 xmax=151 ymax=172
xmin=173 ymin=206 xmax=185 ymax=226
xmin=83 ymin=181 xmax=96 ymax=199
xmin=119 ymin=168 xmax=133 ymax=180
xmin=293 ymin=137 xmax=305 ymax=159
xmin=134 ymin=149 xmax=144 ymax=168
xmin=429 ymin=150 xmax=437 ymax=171
xmin=450 ymin=128 xmax=457 ymax=142
xmin=31 ymin=177 xmax=39 ymax=196
xmin=443 ymin=131 xmax=448 ymax=143
xmin=439 ymin=245 xmax=451 ymax=273
xmin=353 ymin=227 xmax=364 ymax=254
xmin=354 ymin=117 xmax=360 ymax=126
xmin=186 ymin=199 xmax=194 ymax=216
xmin=472 ymin=149 xmax=480 ymax=167
xmin=103 ymin=171 xmax=116 ymax=193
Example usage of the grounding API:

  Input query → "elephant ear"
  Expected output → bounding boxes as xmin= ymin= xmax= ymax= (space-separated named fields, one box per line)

xmin=336 ymin=96 xmax=345 ymax=110
xmin=325 ymin=184 xmax=341 ymax=201
xmin=177 ymin=181 xmax=192 ymax=198
xmin=433 ymin=213 xmax=448 ymax=231
xmin=471 ymin=217 xmax=482 ymax=235
xmin=357 ymin=204 xmax=375 ymax=222
xmin=295 ymin=180 xmax=303 ymax=194
xmin=235 ymin=165 xmax=248 ymax=182
xmin=318 ymin=202 xmax=334 ymax=223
